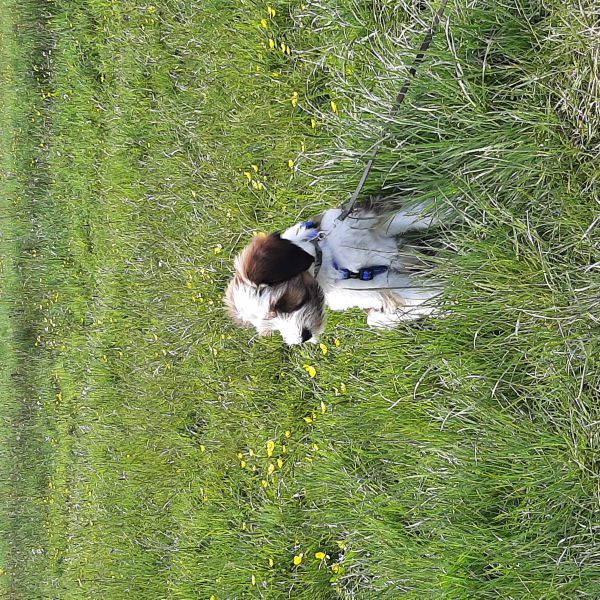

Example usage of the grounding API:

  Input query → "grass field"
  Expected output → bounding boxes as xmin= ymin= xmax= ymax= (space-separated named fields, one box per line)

xmin=1 ymin=0 xmax=599 ymax=597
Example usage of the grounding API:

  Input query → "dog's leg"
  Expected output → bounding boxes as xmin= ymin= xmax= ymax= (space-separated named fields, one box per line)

xmin=379 ymin=202 xmax=447 ymax=236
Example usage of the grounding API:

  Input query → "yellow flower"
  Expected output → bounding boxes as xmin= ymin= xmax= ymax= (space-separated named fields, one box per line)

xmin=315 ymin=552 xmax=328 ymax=560
xmin=303 ymin=364 xmax=316 ymax=378
xmin=268 ymin=38 xmax=275 ymax=49
xmin=336 ymin=540 xmax=346 ymax=549
xmin=293 ymin=553 xmax=303 ymax=566
xmin=311 ymin=117 xmax=317 ymax=129
xmin=267 ymin=6 xmax=276 ymax=17
xmin=269 ymin=558 xmax=274 ymax=567
xmin=288 ymin=159 xmax=294 ymax=169
xmin=266 ymin=440 xmax=275 ymax=457
xmin=277 ymin=458 xmax=283 ymax=468
xmin=334 ymin=338 xmax=341 ymax=347
xmin=261 ymin=479 xmax=268 ymax=488
xmin=251 ymin=574 xmax=256 ymax=585
xmin=267 ymin=463 xmax=275 ymax=476
xmin=260 ymin=18 xmax=268 ymax=27
xmin=251 ymin=164 xmax=259 ymax=172
xmin=303 ymin=415 xmax=313 ymax=424
xmin=240 ymin=460 xmax=247 ymax=468
xmin=331 ymin=563 xmax=340 ymax=573
xmin=320 ymin=401 xmax=327 ymax=414
xmin=285 ymin=430 xmax=291 ymax=438
xmin=244 ymin=171 xmax=252 ymax=181
xmin=291 ymin=91 xmax=298 ymax=107
xmin=331 ymin=100 xmax=338 ymax=113
xmin=319 ymin=343 xmax=328 ymax=355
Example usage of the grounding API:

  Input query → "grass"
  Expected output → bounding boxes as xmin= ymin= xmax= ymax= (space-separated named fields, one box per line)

xmin=0 ymin=0 xmax=599 ymax=598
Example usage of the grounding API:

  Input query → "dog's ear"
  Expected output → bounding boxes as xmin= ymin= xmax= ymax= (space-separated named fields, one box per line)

xmin=242 ymin=233 xmax=314 ymax=285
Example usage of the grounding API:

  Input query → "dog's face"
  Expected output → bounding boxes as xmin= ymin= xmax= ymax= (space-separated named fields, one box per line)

xmin=225 ymin=233 xmax=326 ymax=345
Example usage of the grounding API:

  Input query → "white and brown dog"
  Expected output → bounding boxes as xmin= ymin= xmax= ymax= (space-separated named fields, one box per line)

xmin=225 ymin=201 xmax=444 ymax=345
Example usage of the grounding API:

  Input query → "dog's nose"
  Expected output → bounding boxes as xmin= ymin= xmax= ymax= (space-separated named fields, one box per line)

xmin=301 ymin=328 xmax=312 ymax=343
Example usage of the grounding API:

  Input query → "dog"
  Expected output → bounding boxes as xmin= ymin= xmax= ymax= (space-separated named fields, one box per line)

xmin=225 ymin=201 xmax=445 ymax=345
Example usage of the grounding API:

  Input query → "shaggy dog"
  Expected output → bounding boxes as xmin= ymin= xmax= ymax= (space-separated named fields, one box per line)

xmin=225 ymin=201 xmax=444 ymax=345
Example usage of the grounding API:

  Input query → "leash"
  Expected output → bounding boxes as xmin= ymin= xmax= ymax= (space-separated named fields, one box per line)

xmin=337 ymin=0 xmax=449 ymax=222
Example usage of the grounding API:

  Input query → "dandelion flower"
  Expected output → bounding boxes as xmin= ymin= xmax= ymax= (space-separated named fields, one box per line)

xmin=293 ymin=553 xmax=303 ymax=566
xmin=288 ymin=159 xmax=294 ymax=169
xmin=266 ymin=440 xmax=275 ymax=457
xmin=268 ymin=38 xmax=275 ymax=49
xmin=315 ymin=552 xmax=328 ymax=560
xmin=260 ymin=18 xmax=268 ymax=27
xmin=303 ymin=364 xmax=316 ymax=378
xmin=319 ymin=343 xmax=328 ymax=355
xmin=331 ymin=100 xmax=338 ymax=113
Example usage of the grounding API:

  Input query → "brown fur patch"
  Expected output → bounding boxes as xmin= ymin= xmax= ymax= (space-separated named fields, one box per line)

xmin=237 ymin=233 xmax=314 ymax=285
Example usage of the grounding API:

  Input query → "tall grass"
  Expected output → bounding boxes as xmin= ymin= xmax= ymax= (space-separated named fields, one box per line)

xmin=1 ymin=0 xmax=598 ymax=598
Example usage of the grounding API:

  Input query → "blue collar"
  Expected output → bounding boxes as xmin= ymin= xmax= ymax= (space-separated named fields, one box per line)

xmin=332 ymin=260 xmax=389 ymax=281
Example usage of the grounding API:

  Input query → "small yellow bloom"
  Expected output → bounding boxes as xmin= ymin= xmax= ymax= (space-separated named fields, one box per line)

xmin=320 ymin=401 xmax=327 ymax=414
xmin=311 ymin=117 xmax=317 ymax=129
xmin=267 ymin=463 xmax=275 ymax=476
xmin=237 ymin=452 xmax=243 ymax=459
xmin=240 ymin=460 xmax=247 ymax=468
xmin=331 ymin=564 xmax=340 ymax=573
xmin=267 ymin=6 xmax=276 ymax=17
xmin=319 ymin=343 xmax=328 ymax=355
xmin=285 ymin=430 xmax=291 ymax=438
xmin=277 ymin=458 xmax=283 ymax=468
xmin=266 ymin=440 xmax=275 ymax=457
xmin=291 ymin=91 xmax=298 ymax=107
xmin=315 ymin=552 xmax=327 ymax=560
xmin=268 ymin=38 xmax=275 ymax=49
xmin=331 ymin=100 xmax=338 ymax=113
xmin=293 ymin=553 xmax=303 ymax=566
xmin=200 ymin=445 xmax=206 ymax=452
xmin=303 ymin=364 xmax=316 ymax=378
xmin=288 ymin=159 xmax=294 ymax=169
xmin=303 ymin=415 xmax=313 ymax=424
xmin=260 ymin=18 xmax=268 ymax=28
xmin=251 ymin=574 xmax=256 ymax=585
xmin=334 ymin=338 xmax=341 ymax=347
xmin=269 ymin=558 xmax=274 ymax=567
xmin=244 ymin=171 xmax=252 ymax=180
xmin=210 ymin=596 xmax=217 ymax=600
xmin=261 ymin=479 xmax=268 ymax=488
xmin=336 ymin=540 xmax=346 ymax=549
xmin=251 ymin=164 xmax=259 ymax=172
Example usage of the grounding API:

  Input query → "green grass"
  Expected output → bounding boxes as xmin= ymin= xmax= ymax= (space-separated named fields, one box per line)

xmin=1 ymin=0 xmax=599 ymax=598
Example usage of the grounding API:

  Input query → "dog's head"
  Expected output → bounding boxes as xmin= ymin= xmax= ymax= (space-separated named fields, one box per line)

xmin=225 ymin=233 xmax=326 ymax=345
